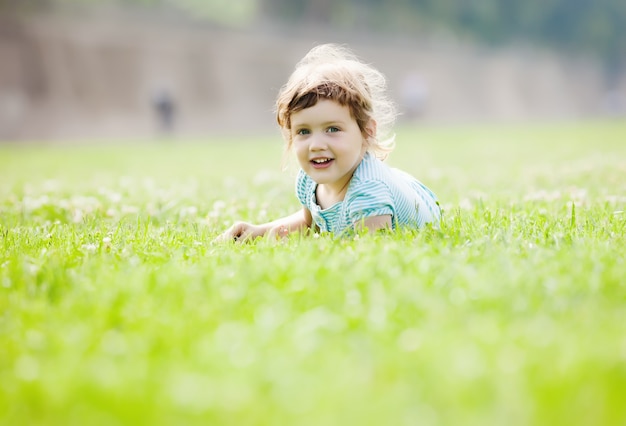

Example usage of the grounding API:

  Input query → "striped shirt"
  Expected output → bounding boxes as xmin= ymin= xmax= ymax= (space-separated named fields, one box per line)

xmin=295 ymin=152 xmax=441 ymax=235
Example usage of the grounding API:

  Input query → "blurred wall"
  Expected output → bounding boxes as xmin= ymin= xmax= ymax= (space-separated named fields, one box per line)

xmin=0 ymin=10 xmax=622 ymax=141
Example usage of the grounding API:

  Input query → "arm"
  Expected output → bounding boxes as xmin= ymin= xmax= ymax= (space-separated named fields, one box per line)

xmin=266 ymin=207 xmax=313 ymax=239
xmin=355 ymin=214 xmax=392 ymax=233
xmin=214 ymin=207 xmax=312 ymax=243
xmin=346 ymin=178 xmax=394 ymax=235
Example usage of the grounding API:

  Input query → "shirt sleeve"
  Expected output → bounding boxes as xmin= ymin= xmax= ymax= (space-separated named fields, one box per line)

xmin=347 ymin=179 xmax=394 ymax=224
xmin=295 ymin=169 xmax=312 ymax=207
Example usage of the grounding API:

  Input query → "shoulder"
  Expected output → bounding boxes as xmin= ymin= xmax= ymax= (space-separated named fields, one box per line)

xmin=354 ymin=152 xmax=422 ymax=191
xmin=346 ymin=155 xmax=394 ymax=205
xmin=352 ymin=152 xmax=391 ymax=183
xmin=295 ymin=169 xmax=315 ymax=203
xmin=346 ymin=178 xmax=393 ymax=204
xmin=345 ymin=177 xmax=394 ymax=222
xmin=348 ymin=152 xmax=398 ymax=195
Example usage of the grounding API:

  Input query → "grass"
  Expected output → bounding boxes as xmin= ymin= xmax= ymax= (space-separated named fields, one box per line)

xmin=1 ymin=120 xmax=625 ymax=426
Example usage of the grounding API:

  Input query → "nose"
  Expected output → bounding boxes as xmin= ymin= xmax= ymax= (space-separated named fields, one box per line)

xmin=308 ymin=133 xmax=327 ymax=151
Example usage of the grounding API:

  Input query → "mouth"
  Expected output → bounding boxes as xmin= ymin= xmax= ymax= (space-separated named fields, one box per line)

xmin=310 ymin=157 xmax=334 ymax=168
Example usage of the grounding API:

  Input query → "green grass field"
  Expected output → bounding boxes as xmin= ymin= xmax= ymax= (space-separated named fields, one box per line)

xmin=1 ymin=121 xmax=625 ymax=426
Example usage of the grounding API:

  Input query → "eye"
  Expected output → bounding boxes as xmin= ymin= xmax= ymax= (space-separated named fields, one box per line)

xmin=326 ymin=126 xmax=340 ymax=133
xmin=296 ymin=128 xmax=310 ymax=135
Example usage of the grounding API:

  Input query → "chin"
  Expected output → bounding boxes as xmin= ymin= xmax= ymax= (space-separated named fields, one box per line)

xmin=308 ymin=174 xmax=331 ymax=185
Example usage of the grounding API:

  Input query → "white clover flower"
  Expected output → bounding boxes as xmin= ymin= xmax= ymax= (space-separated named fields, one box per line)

xmin=458 ymin=198 xmax=473 ymax=210
xmin=604 ymin=195 xmax=626 ymax=204
xmin=71 ymin=195 xmax=100 ymax=214
xmin=26 ymin=263 xmax=39 ymax=275
xmin=22 ymin=195 xmax=49 ymax=212
xmin=42 ymin=179 xmax=60 ymax=192
xmin=212 ymin=200 xmax=226 ymax=210
xmin=121 ymin=205 xmax=139 ymax=215
xmin=108 ymin=192 xmax=122 ymax=203
xmin=72 ymin=210 xmax=84 ymax=223
xmin=253 ymin=170 xmax=277 ymax=186
xmin=179 ymin=206 xmax=198 ymax=218
xmin=82 ymin=243 xmax=97 ymax=253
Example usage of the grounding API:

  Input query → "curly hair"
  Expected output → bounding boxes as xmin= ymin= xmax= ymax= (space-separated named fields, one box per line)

xmin=276 ymin=44 xmax=397 ymax=160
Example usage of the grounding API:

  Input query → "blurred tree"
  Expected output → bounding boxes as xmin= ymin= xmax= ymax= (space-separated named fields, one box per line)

xmin=2 ymin=0 xmax=624 ymax=71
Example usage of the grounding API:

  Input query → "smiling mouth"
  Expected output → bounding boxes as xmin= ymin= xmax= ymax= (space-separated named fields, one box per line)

xmin=310 ymin=158 xmax=334 ymax=168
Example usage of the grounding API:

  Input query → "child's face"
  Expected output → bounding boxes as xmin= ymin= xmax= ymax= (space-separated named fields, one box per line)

xmin=290 ymin=99 xmax=369 ymax=194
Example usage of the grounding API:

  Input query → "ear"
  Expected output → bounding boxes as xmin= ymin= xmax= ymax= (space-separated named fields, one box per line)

xmin=364 ymin=118 xmax=377 ymax=142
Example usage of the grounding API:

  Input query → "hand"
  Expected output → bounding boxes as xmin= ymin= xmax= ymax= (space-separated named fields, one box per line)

xmin=213 ymin=221 xmax=265 ymax=243
xmin=267 ymin=224 xmax=291 ymax=240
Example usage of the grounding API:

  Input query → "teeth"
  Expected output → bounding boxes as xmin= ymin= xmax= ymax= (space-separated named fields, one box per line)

xmin=312 ymin=158 xmax=332 ymax=164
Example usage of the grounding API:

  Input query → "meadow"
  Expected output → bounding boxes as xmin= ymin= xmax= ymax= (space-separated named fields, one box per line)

xmin=1 ymin=120 xmax=625 ymax=426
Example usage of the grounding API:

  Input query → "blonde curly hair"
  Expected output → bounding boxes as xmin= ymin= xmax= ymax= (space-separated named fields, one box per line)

xmin=276 ymin=44 xmax=397 ymax=160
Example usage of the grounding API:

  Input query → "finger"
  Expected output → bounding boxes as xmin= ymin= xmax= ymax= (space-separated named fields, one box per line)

xmin=268 ymin=225 xmax=289 ymax=240
xmin=213 ymin=223 xmax=244 ymax=244
xmin=212 ymin=232 xmax=234 ymax=244
xmin=237 ymin=227 xmax=260 ymax=243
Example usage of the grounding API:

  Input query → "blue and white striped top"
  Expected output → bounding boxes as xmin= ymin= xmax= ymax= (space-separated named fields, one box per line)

xmin=295 ymin=152 xmax=441 ymax=234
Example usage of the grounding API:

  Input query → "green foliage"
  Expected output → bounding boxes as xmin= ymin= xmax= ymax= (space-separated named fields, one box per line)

xmin=264 ymin=0 xmax=626 ymax=66
xmin=4 ymin=0 xmax=624 ymax=65
xmin=1 ymin=121 xmax=626 ymax=425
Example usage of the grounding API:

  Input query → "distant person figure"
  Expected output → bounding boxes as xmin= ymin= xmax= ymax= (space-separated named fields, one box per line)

xmin=215 ymin=43 xmax=441 ymax=242
xmin=400 ymin=72 xmax=429 ymax=121
xmin=152 ymin=88 xmax=176 ymax=135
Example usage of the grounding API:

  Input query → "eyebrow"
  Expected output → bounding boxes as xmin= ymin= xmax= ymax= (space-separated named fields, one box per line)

xmin=292 ymin=120 xmax=347 ymax=128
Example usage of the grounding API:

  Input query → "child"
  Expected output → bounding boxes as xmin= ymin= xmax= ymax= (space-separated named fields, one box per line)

xmin=216 ymin=43 xmax=440 ymax=241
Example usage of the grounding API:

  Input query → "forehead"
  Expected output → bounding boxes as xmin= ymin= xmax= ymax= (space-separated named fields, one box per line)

xmin=290 ymin=99 xmax=353 ymax=126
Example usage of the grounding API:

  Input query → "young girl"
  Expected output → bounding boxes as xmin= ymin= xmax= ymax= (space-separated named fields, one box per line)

xmin=216 ymin=43 xmax=440 ymax=241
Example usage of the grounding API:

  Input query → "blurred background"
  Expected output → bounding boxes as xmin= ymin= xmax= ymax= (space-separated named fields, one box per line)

xmin=0 ymin=0 xmax=625 ymax=141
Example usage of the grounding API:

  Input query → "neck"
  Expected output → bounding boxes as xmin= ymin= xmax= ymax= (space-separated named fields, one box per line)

xmin=325 ymin=177 xmax=351 ymax=199
xmin=316 ymin=151 xmax=366 ymax=209
xmin=316 ymin=178 xmax=351 ymax=210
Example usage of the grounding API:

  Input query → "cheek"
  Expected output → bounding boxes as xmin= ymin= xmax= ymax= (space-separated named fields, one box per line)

xmin=293 ymin=142 xmax=307 ymax=158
